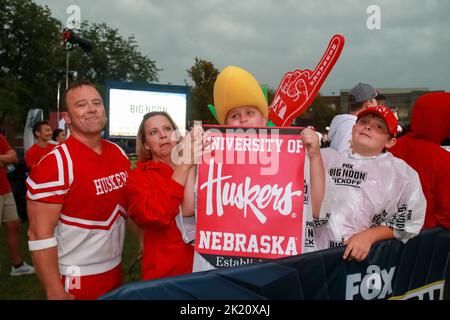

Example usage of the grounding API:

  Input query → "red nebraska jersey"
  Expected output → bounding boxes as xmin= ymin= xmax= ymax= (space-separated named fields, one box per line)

xmin=26 ymin=136 xmax=130 ymax=276
xmin=25 ymin=143 xmax=55 ymax=169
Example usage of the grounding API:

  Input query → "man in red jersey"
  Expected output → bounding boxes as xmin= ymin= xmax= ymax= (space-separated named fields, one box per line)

xmin=26 ymin=81 xmax=130 ymax=300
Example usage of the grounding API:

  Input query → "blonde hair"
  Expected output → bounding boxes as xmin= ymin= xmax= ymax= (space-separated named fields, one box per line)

xmin=136 ymin=111 xmax=179 ymax=162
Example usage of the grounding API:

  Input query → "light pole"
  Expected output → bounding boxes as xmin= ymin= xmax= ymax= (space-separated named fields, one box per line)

xmin=58 ymin=28 xmax=92 ymax=123
xmin=56 ymin=69 xmax=77 ymax=124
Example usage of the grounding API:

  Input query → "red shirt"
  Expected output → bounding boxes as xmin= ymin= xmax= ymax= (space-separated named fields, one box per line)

xmin=25 ymin=143 xmax=55 ymax=170
xmin=390 ymin=92 xmax=450 ymax=230
xmin=0 ymin=134 xmax=12 ymax=195
xmin=126 ymin=160 xmax=194 ymax=281
xmin=26 ymin=136 xmax=131 ymax=278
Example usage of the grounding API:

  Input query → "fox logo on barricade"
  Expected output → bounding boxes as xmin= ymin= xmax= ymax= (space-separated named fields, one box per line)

xmin=196 ymin=126 xmax=306 ymax=268
xmin=346 ymin=265 xmax=396 ymax=300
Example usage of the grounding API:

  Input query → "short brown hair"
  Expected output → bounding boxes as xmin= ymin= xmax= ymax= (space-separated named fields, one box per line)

xmin=52 ymin=128 xmax=64 ymax=141
xmin=62 ymin=80 xmax=101 ymax=111
xmin=136 ymin=111 xmax=179 ymax=162
xmin=32 ymin=121 xmax=51 ymax=138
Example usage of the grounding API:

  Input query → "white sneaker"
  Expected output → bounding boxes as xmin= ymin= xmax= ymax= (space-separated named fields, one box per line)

xmin=10 ymin=262 xmax=36 ymax=276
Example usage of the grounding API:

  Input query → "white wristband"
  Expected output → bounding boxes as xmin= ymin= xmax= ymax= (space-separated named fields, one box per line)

xmin=28 ymin=237 xmax=58 ymax=251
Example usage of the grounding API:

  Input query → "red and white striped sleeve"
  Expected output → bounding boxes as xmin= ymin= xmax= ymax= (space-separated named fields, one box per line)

xmin=26 ymin=144 xmax=73 ymax=204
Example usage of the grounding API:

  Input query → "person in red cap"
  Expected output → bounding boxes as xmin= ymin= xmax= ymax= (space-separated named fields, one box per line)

xmin=390 ymin=92 xmax=450 ymax=230
xmin=313 ymin=105 xmax=426 ymax=261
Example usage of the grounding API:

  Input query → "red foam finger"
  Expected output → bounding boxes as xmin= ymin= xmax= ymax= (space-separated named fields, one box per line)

xmin=269 ymin=34 xmax=345 ymax=127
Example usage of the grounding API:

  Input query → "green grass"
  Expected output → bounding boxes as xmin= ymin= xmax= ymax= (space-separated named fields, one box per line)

xmin=0 ymin=220 xmax=142 ymax=300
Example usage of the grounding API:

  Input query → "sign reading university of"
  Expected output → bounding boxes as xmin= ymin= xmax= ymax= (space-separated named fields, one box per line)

xmin=195 ymin=125 xmax=306 ymax=268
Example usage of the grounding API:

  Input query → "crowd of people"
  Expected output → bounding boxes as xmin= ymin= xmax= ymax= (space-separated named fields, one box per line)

xmin=1 ymin=67 xmax=449 ymax=300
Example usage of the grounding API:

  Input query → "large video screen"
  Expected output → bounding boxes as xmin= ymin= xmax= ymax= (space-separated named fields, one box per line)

xmin=106 ymin=81 xmax=188 ymax=138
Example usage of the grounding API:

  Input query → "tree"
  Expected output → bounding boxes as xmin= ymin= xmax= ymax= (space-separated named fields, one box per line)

xmin=67 ymin=22 xmax=159 ymax=85
xmin=266 ymin=86 xmax=276 ymax=106
xmin=0 ymin=0 xmax=63 ymax=130
xmin=186 ymin=58 xmax=219 ymax=124
xmin=311 ymin=94 xmax=339 ymax=132
xmin=0 ymin=0 xmax=159 ymax=133
xmin=295 ymin=94 xmax=338 ymax=132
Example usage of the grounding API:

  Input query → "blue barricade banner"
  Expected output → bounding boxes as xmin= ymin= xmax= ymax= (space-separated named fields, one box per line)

xmin=101 ymin=228 xmax=450 ymax=300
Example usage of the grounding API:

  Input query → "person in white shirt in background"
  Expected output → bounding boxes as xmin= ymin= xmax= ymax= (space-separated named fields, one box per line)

xmin=328 ymin=83 xmax=378 ymax=152
xmin=315 ymin=105 xmax=426 ymax=261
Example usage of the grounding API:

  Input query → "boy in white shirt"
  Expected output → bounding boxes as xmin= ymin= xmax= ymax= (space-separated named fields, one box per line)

xmin=315 ymin=105 xmax=426 ymax=261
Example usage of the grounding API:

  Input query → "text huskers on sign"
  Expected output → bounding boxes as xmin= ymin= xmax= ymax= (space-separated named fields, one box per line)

xmin=195 ymin=125 xmax=306 ymax=268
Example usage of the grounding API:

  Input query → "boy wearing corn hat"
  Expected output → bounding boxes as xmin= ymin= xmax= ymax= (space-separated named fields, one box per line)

xmin=185 ymin=66 xmax=325 ymax=271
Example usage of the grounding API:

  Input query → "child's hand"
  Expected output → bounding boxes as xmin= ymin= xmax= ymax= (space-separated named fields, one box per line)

xmin=343 ymin=229 xmax=376 ymax=261
xmin=300 ymin=128 xmax=321 ymax=158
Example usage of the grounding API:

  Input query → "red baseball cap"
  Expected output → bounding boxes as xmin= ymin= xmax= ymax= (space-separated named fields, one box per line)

xmin=357 ymin=105 xmax=398 ymax=136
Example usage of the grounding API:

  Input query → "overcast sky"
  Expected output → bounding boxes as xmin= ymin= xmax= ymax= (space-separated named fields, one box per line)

xmin=34 ymin=0 xmax=450 ymax=95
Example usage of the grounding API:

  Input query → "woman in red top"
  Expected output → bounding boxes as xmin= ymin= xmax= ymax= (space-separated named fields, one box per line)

xmin=126 ymin=111 xmax=206 ymax=281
